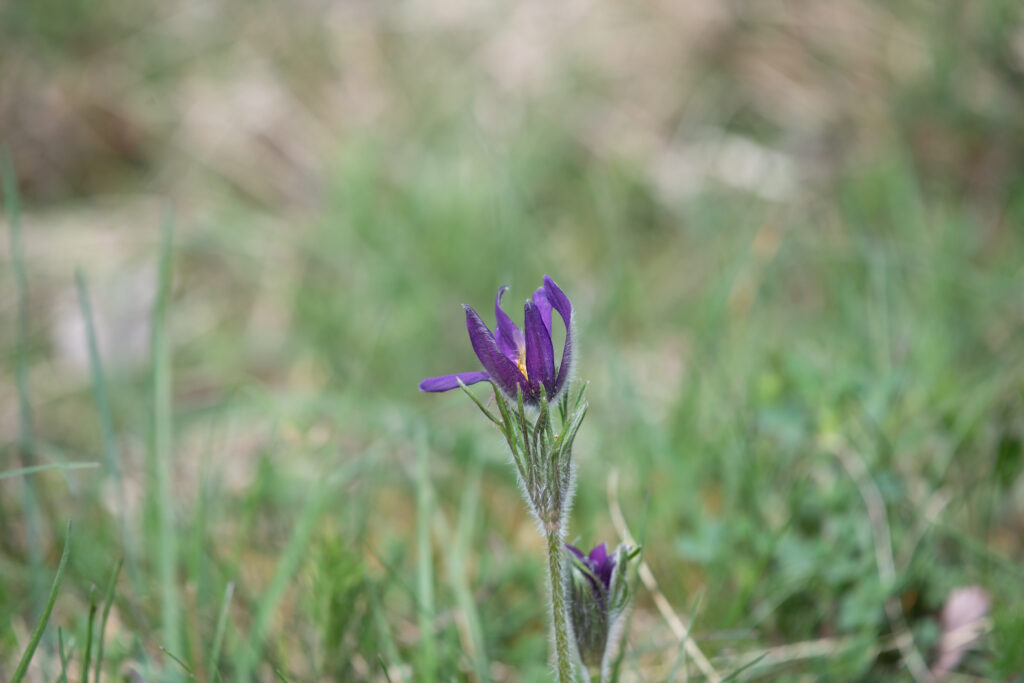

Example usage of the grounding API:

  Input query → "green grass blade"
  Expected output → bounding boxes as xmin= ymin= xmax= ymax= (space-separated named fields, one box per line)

xmin=76 ymin=268 xmax=149 ymax=639
xmin=720 ymin=652 xmax=769 ymax=682
xmin=12 ymin=521 xmax=72 ymax=683
xmin=75 ymin=271 xmax=128 ymax=506
xmin=207 ymin=580 xmax=234 ymax=677
xmin=0 ymin=462 xmax=100 ymax=480
xmin=415 ymin=433 xmax=437 ymax=680
xmin=57 ymin=627 xmax=71 ymax=683
xmin=161 ymin=646 xmax=197 ymax=677
xmin=2 ymin=147 xmax=45 ymax=614
xmin=93 ymin=557 xmax=124 ymax=683
xmin=377 ymin=654 xmax=395 ymax=683
xmin=151 ymin=214 xmax=181 ymax=660
xmin=665 ymin=593 xmax=702 ymax=683
xmin=80 ymin=585 xmax=98 ymax=683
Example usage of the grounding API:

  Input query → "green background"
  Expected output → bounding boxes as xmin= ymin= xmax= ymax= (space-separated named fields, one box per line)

xmin=1 ymin=0 xmax=1023 ymax=679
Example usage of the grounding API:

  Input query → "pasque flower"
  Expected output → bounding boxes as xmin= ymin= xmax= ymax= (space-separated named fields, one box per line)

xmin=419 ymin=275 xmax=574 ymax=404
xmin=419 ymin=275 xmax=588 ymax=683
xmin=567 ymin=542 xmax=636 ymax=673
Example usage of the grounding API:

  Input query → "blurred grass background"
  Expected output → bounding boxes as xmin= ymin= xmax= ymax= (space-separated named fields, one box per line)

xmin=2 ymin=0 xmax=1024 ymax=680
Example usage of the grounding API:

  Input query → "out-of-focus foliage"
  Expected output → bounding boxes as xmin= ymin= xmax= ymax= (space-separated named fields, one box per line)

xmin=1 ymin=0 xmax=1022 ymax=680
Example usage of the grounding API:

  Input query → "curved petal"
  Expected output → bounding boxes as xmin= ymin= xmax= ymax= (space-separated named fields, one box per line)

xmin=524 ymin=299 xmax=556 ymax=395
xmin=494 ymin=286 xmax=525 ymax=363
xmin=464 ymin=304 xmax=530 ymax=399
xmin=419 ymin=371 xmax=491 ymax=393
xmin=543 ymin=276 xmax=575 ymax=396
xmin=565 ymin=544 xmax=586 ymax=561
xmin=532 ymin=287 xmax=553 ymax=335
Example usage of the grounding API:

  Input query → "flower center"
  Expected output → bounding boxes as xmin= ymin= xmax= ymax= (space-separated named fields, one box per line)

xmin=516 ymin=346 xmax=529 ymax=379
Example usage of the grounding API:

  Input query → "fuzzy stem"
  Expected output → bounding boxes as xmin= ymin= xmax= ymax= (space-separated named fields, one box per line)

xmin=546 ymin=526 xmax=575 ymax=682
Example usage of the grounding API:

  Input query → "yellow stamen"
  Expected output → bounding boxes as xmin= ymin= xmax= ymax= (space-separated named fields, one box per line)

xmin=517 ymin=347 xmax=529 ymax=379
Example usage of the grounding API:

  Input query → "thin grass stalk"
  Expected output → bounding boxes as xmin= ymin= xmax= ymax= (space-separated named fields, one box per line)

xmin=94 ymin=557 xmax=124 ymax=683
xmin=77 ymin=269 xmax=152 ymax=666
xmin=151 ymin=215 xmax=181 ymax=659
xmin=0 ymin=463 xmax=98 ymax=480
xmin=415 ymin=434 xmax=437 ymax=679
xmin=207 ymin=581 xmax=234 ymax=678
xmin=2 ymin=149 xmax=45 ymax=615
xmin=57 ymin=628 xmax=71 ymax=683
xmin=76 ymin=273 xmax=130 ymax=546
xmin=80 ymin=586 xmax=98 ymax=683
xmin=12 ymin=521 xmax=72 ymax=683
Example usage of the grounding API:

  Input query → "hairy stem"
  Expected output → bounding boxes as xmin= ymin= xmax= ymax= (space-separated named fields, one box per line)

xmin=546 ymin=526 xmax=575 ymax=682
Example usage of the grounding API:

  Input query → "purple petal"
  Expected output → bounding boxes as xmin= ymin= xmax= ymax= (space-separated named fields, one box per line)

xmin=587 ymin=543 xmax=608 ymax=567
xmin=532 ymin=287 xmax=553 ymax=336
xmin=493 ymin=286 xmax=525 ymax=363
xmin=419 ymin=371 xmax=491 ymax=393
xmin=524 ymin=299 xmax=556 ymax=395
xmin=543 ymin=276 xmax=574 ymax=396
xmin=568 ymin=543 xmax=610 ymax=596
xmin=594 ymin=546 xmax=616 ymax=588
xmin=464 ymin=305 xmax=529 ymax=398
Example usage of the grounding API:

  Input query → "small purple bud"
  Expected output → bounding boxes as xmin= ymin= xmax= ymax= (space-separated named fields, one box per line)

xmin=566 ymin=543 xmax=635 ymax=670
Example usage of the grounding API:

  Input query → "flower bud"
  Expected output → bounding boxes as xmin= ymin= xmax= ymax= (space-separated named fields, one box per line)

xmin=566 ymin=543 xmax=636 ymax=672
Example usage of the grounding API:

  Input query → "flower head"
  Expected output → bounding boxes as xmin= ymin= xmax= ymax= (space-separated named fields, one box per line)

xmin=419 ymin=276 xmax=574 ymax=404
xmin=566 ymin=542 xmax=634 ymax=671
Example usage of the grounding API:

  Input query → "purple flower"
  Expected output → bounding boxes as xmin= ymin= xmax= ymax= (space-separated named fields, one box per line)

xmin=566 ymin=543 xmax=615 ymax=598
xmin=419 ymin=276 xmax=574 ymax=404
